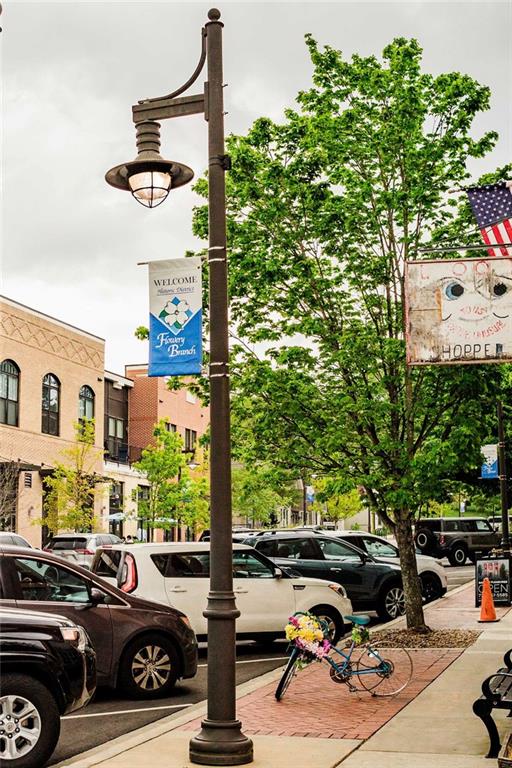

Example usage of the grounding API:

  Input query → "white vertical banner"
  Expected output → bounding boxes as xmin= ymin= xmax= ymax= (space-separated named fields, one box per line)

xmin=148 ymin=258 xmax=202 ymax=376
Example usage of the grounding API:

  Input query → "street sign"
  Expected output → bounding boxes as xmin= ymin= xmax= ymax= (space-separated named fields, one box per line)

xmin=481 ymin=444 xmax=499 ymax=479
xmin=475 ymin=555 xmax=511 ymax=606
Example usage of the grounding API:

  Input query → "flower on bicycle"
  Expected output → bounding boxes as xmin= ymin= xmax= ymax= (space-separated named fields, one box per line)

xmin=284 ymin=613 xmax=331 ymax=660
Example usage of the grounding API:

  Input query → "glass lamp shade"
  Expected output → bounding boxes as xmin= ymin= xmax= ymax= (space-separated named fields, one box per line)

xmin=128 ymin=170 xmax=172 ymax=208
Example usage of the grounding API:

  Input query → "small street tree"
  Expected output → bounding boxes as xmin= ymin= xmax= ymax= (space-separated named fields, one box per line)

xmin=42 ymin=420 xmax=104 ymax=533
xmin=0 ymin=460 xmax=21 ymax=530
xmin=134 ymin=420 xmax=209 ymax=540
xmin=193 ymin=36 xmax=508 ymax=630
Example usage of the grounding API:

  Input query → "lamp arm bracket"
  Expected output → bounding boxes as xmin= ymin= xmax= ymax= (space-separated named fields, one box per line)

xmin=138 ymin=27 xmax=207 ymax=105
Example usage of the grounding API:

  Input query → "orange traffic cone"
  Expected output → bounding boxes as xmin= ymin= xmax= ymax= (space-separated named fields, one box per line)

xmin=479 ymin=577 xmax=499 ymax=623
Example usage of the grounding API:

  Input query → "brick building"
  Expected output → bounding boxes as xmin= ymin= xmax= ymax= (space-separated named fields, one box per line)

xmin=125 ymin=364 xmax=209 ymax=540
xmin=125 ymin=364 xmax=208 ymax=458
xmin=0 ymin=296 xmax=106 ymax=545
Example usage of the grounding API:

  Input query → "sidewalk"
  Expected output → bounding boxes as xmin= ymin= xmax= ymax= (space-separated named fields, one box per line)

xmin=56 ymin=582 xmax=512 ymax=768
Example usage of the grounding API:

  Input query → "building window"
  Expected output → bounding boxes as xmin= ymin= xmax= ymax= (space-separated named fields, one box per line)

xmin=104 ymin=379 xmax=129 ymax=463
xmin=165 ymin=422 xmax=177 ymax=433
xmin=79 ymin=385 xmax=95 ymax=420
xmin=108 ymin=481 xmax=124 ymax=537
xmin=42 ymin=374 xmax=60 ymax=436
xmin=185 ymin=428 xmax=197 ymax=452
xmin=107 ymin=417 xmax=127 ymax=461
xmin=0 ymin=359 xmax=20 ymax=427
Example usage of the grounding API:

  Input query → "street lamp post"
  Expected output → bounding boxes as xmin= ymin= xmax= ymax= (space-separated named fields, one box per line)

xmin=105 ymin=9 xmax=253 ymax=765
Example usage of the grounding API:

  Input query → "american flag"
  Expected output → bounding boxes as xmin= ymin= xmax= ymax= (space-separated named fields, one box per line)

xmin=467 ymin=181 xmax=512 ymax=257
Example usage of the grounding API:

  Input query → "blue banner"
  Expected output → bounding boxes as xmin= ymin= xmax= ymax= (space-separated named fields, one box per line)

xmin=148 ymin=258 xmax=202 ymax=376
xmin=481 ymin=444 xmax=499 ymax=479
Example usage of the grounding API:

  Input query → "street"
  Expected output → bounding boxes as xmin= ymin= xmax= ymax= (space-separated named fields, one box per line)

xmin=49 ymin=563 xmax=474 ymax=765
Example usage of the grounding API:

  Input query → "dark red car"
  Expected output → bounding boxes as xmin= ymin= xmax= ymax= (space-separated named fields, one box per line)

xmin=0 ymin=546 xmax=197 ymax=698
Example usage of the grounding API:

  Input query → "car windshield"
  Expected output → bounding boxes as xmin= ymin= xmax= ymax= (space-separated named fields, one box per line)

xmin=47 ymin=538 xmax=88 ymax=550
xmin=93 ymin=549 xmax=123 ymax=578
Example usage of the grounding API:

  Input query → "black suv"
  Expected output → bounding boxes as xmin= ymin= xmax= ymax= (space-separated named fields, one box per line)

xmin=244 ymin=531 xmax=405 ymax=621
xmin=0 ymin=607 xmax=96 ymax=768
xmin=414 ymin=517 xmax=501 ymax=565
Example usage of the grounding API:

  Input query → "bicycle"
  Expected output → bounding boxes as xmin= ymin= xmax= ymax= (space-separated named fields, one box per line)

xmin=275 ymin=612 xmax=413 ymax=701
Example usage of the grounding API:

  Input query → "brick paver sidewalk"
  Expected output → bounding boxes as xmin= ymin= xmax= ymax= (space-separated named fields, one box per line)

xmin=179 ymin=582 xmax=509 ymax=744
xmin=179 ymin=648 xmax=461 ymax=740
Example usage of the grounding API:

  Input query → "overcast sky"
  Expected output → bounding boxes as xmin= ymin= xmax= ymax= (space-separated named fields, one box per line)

xmin=2 ymin=1 xmax=510 ymax=372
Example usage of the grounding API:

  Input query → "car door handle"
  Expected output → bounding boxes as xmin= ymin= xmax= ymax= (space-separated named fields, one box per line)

xmin=330 ymin=568 xmax=342 ymax=573
xmin=234 ymin=587 xmax=249 ymax=594
xmin=168 ymin=587 xmax=187 ymax=593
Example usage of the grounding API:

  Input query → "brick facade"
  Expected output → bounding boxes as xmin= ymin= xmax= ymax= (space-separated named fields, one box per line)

xmin=125 ymin=364 xmax=209 ymax=452
xmin=0 ymin=296 xmax=106 ymax=545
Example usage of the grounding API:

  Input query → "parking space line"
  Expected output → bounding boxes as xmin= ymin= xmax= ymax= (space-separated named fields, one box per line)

xmin=62 ymin=703 xmax=193 ymax=719
xmin=198 ymin=656 xmax=287 ymax=668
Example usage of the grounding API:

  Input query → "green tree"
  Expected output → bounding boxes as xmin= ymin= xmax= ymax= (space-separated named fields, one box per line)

xmin=134 ymin=420 xmax=209 ymax=540
xmin=231 ymin=464 xmax=292 ymax=527
xmin=42 ymin=420 xmax=104 ymax=533
xmin=192 ymin=37 xmax=509 ymax=630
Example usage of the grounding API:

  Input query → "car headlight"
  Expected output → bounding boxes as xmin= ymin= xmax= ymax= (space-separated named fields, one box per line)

xmin=328 ymin=583 xmax=347 ymax=598
xmin=60 ymin=625 xmax=88 ymax=652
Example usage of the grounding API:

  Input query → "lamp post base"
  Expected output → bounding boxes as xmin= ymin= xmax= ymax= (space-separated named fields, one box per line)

xmin=189 ymin=719 xmax=253 ymax=766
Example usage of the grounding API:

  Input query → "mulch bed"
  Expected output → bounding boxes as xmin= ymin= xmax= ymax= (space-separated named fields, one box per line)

xmin=373 ymin=628 xmax=481 ymax=648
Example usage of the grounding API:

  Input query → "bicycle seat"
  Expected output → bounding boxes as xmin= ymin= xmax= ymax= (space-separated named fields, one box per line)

xmin=344 ymin=614 xmax=371 ymax=626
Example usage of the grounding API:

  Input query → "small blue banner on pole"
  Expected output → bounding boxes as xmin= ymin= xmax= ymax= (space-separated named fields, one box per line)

xmin=148 ymin=258 xmax=202 ymax=377
xmin=481 ymin=444 xmax=499 ymax=479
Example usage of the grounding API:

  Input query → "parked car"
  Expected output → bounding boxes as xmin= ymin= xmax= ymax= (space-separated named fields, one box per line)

xmin=414 ymin=517 xmax=501 ymax=565
xmin=91 ymin=542 xmax=353 ymax=643
xmin=0 ymin=545 xmax=197 ymax=698
xmin=326 ymin=531 xmax=448 ymax=603
xmin=43 ymin=533 xmax=122 ymax=569
xmin=244 ymin=531 xmax=405 ymax=621
xmin=0 ymin=606 xmax=96 ymax=768
xmin=0 ymin=531 xmax=33 ymax=548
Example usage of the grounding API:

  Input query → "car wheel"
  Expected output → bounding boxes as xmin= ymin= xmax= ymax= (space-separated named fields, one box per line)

xmin=421 ymin=573 xmax=443 ymax=603
xmin=119 ymin=634 xmax=180 ymax=699
xmin=377 ymin=583 xmax=405 ymax=621
xmin=309 ymin=606 xmax=343 ymax=644
xmin=0 ymin=674 xmax=60 ymax=768
xmin=448 ymin=545 xmax=467 ymax=567
xmin=415 ymin=528 xmax=435 ymax=553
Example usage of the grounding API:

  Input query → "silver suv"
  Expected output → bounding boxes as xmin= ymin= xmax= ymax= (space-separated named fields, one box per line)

xmin=44 ymin=533 xmax=122 ymax=568
xmin=414 ymin=517 xmax=500 ymax=566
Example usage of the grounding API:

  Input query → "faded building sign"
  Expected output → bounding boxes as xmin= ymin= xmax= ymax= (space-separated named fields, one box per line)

xmin=405 ymin=257 xmax=512 ymax=365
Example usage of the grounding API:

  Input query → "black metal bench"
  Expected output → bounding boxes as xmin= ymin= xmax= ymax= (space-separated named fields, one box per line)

xmin=473 ymin=649 xmax=512 ymax=758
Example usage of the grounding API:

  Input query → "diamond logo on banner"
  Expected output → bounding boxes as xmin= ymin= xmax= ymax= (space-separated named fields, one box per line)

xmin=159 ymin=297 xmax=194 ymax=334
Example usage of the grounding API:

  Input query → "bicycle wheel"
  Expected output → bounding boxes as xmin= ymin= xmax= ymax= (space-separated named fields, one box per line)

xmin=328 ymin=640 xmax=368 ymax=690
xmin=275 ymin=648 xmax=300 ymax=701
xmin=356 ymin=644 xmax=413 ymax=697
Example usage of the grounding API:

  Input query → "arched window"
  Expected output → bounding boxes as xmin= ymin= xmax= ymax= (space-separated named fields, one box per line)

xmin=0 ymin=359 xmax=20 ymax=427
xmin=79 ymin=385 xmax=95 ymax=420
xmin=42 ymin=373 xmax=60 ymax=436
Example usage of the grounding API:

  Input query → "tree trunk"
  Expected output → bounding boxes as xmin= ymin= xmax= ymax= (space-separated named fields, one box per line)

xmin=394 ymin=511 xmax=430 ymax=632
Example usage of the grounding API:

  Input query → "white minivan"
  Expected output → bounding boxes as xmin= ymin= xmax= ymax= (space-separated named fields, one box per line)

xmin=92 ymin=542 xmax=353 ymax=642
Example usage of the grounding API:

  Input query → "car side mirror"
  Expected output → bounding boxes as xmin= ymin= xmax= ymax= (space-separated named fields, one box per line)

xmin=90 ymin=587 xmax=106 ymax=605
xmin=274 ymin=567 xmax=283 ymax=579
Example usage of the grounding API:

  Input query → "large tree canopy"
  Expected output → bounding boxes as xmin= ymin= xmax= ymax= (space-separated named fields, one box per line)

xmin=192 ymin=37 xmax=511 ymax=629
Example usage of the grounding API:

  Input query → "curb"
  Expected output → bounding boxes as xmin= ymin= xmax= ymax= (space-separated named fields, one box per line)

xmin=53 ymin=579 xmax=476 ymax=767
xmin=52 ymin=664 xmax=287 ymax=768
